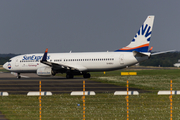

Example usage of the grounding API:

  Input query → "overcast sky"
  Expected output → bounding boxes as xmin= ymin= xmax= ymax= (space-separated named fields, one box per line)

xmin=0 ymin=1 xmax=179 ymax=54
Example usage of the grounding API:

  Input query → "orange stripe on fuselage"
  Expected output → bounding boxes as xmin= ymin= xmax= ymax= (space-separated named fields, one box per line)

xmin=120 ymin=43 xmax=149 ymax=50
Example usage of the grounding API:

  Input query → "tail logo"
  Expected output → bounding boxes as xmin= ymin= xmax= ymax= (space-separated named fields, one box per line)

xmin=115 ymin=15 xmax=154 ymax=52
xmin=132 ymin=24 xmax=152 ymax=42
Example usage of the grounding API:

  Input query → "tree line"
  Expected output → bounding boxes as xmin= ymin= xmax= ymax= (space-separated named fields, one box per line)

xmin=0 ymin=54 xmax=19 ymax=65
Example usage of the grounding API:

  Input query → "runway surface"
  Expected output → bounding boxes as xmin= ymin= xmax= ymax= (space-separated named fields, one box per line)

xmin=0 ymin=73 xmax=140 ymax=95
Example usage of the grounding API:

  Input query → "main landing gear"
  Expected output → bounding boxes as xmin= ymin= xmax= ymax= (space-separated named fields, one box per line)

xmin=83 ymin=73 xmax=91 ymax=78
xmin=66 ymin=73 xmax=74 ymax=79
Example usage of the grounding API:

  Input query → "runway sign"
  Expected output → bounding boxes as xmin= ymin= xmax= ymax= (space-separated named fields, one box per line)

xmin=158 ymin=91 xmax=180 ymax=95
xmin=121 ymin=72 xmax=137 ymax=75
xmin=27 ymin=91 xmax=52 ymax=96
xmin=114 ymin=91 xmax=139 ymax=95
xmin=70 ymin=91 xmax=96 ymax=95
xmin=0 ymin=92 xmax=9 ymax=96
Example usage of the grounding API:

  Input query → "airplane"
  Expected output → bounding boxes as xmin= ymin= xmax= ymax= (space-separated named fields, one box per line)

xmin=3 ymin=15 xmax=174 ymax=79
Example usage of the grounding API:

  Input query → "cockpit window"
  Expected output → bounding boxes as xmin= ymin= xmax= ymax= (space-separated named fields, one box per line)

xmin=8 ymin=60 xmax=12 ymax=62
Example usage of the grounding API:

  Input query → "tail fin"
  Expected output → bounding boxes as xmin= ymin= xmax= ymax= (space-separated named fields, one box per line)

xmin=115 ymin=15 xmax=155 ymax=52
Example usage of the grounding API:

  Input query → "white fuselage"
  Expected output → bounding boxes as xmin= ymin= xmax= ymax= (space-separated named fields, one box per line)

xmin=3 ymin=51 xmax=148 ymax=73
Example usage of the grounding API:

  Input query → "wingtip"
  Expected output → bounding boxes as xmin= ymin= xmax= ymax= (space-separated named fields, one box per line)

xmin=45 ymin=48 xmax=48 ymax=53
xmin=41 ymin=48 xmax=48 ymax=62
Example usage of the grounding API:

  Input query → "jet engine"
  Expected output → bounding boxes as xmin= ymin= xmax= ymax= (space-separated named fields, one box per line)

xmin=37 ymin=66 xmax=52 ymax=76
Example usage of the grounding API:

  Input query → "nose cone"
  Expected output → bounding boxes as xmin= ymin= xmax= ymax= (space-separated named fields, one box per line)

xmin=3 ymin=63 xmax=6 ymax=69
xmin=3 ymin=62 xmax=9 ymax=70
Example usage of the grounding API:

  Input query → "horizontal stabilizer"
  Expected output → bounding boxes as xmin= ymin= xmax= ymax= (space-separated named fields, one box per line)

xmin=151 ymin=50 xmax=176 ymax=56
xmin=133 ymin=51 xmax=150 ymax=57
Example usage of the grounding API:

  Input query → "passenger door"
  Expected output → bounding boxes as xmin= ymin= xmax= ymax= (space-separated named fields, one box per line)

xmin=119 ymin=54 xmax=124 ymax=65
xmin=15 ymin=59 xmax=19 ymax=67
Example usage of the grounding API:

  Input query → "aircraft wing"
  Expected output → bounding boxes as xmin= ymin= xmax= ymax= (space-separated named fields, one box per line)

xmin=40 ymin=49 xmax=87 ymax=71
xmin=41 ymin=59 xmax=73 ymax=70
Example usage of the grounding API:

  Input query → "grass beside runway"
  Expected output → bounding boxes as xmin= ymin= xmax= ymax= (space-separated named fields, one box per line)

xmin=90 ymin=69 xmax=180 ymax=93
xmin=0 ymin=65 xmax=3 ymax=70
xmin=1 ymin=94 xmax=180 ymax=120
xmin=1 ymin=69 xmax=180 ymax=119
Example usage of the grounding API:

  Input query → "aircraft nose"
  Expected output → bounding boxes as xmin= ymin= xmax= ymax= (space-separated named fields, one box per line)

xmin=3 ymin=62 xmax=8 ymax=70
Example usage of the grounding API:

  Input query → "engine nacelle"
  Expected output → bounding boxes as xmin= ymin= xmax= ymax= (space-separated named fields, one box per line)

xmin=37 ymin=67 xmax=52 ymax=76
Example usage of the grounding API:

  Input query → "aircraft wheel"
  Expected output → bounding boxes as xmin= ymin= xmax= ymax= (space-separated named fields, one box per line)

xmin=17 ymin=73 xmax=21 ymax=79
xmin=83 ymin=73 xmax=91 ymax=78
xmin=66 ymin=74 xmax=74 ymax=79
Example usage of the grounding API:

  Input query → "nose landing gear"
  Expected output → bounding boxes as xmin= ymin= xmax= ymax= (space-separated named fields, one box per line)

xmin=17 ymin=73 xmax=21 ymax=79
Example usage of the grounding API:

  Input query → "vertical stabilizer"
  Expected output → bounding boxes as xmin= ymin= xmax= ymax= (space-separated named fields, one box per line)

xmin=115 ymin=16 xmax=155 ymax=52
